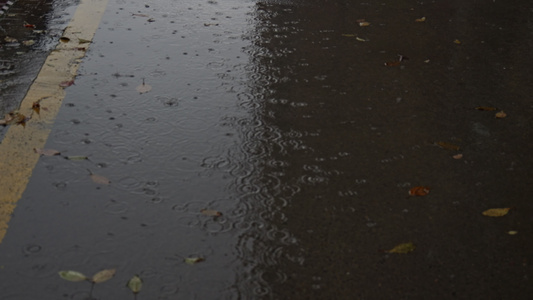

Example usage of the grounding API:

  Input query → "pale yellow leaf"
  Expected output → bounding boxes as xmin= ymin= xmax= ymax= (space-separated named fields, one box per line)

xmin=482 ymin=207 xmax=511 ymax=217
xmin=91 ymin=268 xmax=116 ymax=283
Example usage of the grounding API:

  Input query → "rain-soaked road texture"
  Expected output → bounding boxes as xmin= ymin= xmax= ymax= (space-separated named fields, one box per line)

xmin=0 ymin=0 xmax=77 ymax=122
xmin=0 ymin=0 xmax=532 ymax=299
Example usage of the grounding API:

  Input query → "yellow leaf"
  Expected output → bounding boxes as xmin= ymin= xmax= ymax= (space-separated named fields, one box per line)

xmin=415 ymin=17 xmax=426 ymax=22
xmin=387 ymin=242 xmax=415 ymax=254
xmin=495 ymin=111 xmax=507 ymax=118
xmin=359 ymin=21 xmax=370 ymax=27
xmin=453 ymin=39 xmax=461 ymax=44
xmin=185 ymin=257 xmax=205 ymax=264
xmin=91 ymin=268 xmax=116 ymax=283
xmin=482 ymin=207 xmax=511 ymax=217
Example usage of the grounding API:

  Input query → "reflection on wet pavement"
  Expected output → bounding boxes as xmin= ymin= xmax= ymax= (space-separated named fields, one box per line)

xmin=0 ymin=0 xmax=532 ymax=299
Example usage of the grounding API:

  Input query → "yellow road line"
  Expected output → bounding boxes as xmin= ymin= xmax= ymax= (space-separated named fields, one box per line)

xmin=0 ymin=0 xmax=108 ymax=243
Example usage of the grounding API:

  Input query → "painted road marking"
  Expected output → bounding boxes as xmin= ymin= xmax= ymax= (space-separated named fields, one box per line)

xmin=0 ymin=0 xmax=108 ymax=243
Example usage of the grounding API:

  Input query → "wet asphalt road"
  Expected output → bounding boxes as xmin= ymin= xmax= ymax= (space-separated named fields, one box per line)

xmin=0 ymin=0 xmax=532 ymax=299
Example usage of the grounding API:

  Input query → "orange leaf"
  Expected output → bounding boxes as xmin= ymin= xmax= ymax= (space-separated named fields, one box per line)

xmin=408 ymin=186 xmax=430 ymax=196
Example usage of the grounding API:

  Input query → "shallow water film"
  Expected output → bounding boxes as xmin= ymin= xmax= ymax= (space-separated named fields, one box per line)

xmin=0 ymin=0 xmax=532 ymax=299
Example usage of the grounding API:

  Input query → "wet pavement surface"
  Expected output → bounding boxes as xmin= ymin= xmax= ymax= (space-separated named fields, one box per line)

xmin=0 ymin=0 xmax=532 ymax=299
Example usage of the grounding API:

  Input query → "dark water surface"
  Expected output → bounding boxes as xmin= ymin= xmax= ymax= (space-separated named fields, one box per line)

xmin=0 ymin=0 xmax=532 ymax=299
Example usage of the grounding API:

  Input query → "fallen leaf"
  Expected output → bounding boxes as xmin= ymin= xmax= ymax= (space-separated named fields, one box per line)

xmin=24 ymin=23 xmax=36 ymax=28
xmin=59 ymin=270 xmax=88 ymax=282
xmin=437 ymin=141 xmax=460 ymax=151
xmin=482 ymin=207 xmax=511 ymax=217
xmin=91 ymin=268 xmax=116 ymax=283
xmin=34 ymin=148 xmax=61 ymax=156
xmin=200 ymin=209 xmax=222 ymax=217
xmin=452 ymin=153 xmax=463 ymax=159
xmin=408 ymin=186 xmax=430 ymax=196
xmin=88 ymin=169 xmax=110 ymax=185
xmin=185 ymin=257 xmax=205 ymax=264
xmin=136 ymin=78 xmax=152 ymax=94
xmin=78 ymin=38 xmax=91 ymax=44
xmin=2 ymin=111 xmax=27 ymax=126
xmin=32 ymin=101 xmax=40 ymax=114
xmin=475 ymin=106 xmax=497 ymax=111
xmin=453 ymin=39 xmax=461 ymax=45
xmin=384 ymin=61 xmax=401 ymax=67
xmin=4 ymin=36 xmax=17 ymax=43
xmin=495 ymin=111 xmax=507 ymax=118
xmin=359 ymin=21 xmax=370 ymax=27
xmin=59 ymin=80 xmax=75 ymax=87
xmin=415 ymin=17 xmax=426 ymax=22
xmin=508 ymin=231 xmax=518 ymax=235
xmin=60 ymin=37 xmax=70 ymax=43
xmin=65 ymin=156 xmax=89 ymax=160
xmin=127 ymin=275 xmax=143 ymax=294
xmin=387 ymin=242 xmax=415 ymax=254
xmin=355 ymin=37 xmax=367 ymax=42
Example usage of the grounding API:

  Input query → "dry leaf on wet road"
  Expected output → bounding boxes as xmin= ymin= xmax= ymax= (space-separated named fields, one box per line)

xmin=408 ymin=186 xmax=430 ymax=196
xmin=387 ymin=242 xmax=415 ymax=254
xmin=495 ymin=111 xmax=507 ymax=118
xmin=482 ymin=207 xmax=511 ymax=217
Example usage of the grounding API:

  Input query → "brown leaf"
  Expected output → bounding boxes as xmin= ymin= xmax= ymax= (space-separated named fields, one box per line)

xmin=408 ymin=186 xmax=430 ymax=196
xmin=136 ymin=83 xmax=152 ymax=94
xmin=475 ymin=106 xmax=497 ymax=111
xmin=452 ymin=153 xmax=463 ymax=159
xmin=87 ymin=169 xmax=110 ymax=185
xmin=60 ymin=37 xmax=70 ymax=43
xmin=200 ymin=209 xmax=222 ymax=217
xmin=437 ymin=141 xmax=460 ymax=151
xmin=482 ymin=207 xmax=511 ymax=217
xmin=385 ymin=61 xmax=401 ymax=67
xmin=59 ymin=80 xmax=75 ymax=87
xmin=3 ymin=111 xmax=27 ymax=126
xmin=34 ymin=148 xmax=61 ymax=156
xmin=32 ymin=101 xmax=41 ymax=115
